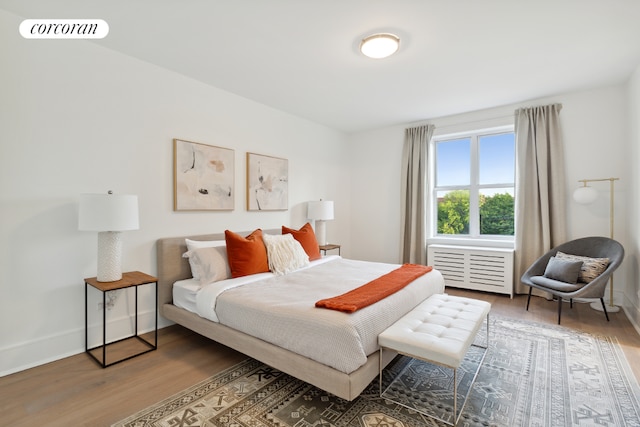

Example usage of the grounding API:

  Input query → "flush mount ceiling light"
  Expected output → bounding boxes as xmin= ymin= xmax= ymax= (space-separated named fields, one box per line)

xmin=360 ymin=33 xmax=400 ymax=59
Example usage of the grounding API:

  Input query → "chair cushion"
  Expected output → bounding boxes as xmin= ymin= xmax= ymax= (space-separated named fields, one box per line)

xmin=530 ymin=276 xmax=585 ymax=292
xmin=555 ymin=251 xmax=609 ymax=283
xmin=543 ymin=256 xmax=583 ymax=284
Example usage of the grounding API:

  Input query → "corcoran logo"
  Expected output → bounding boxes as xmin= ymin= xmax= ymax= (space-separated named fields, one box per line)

xmin=19 ymin=19 xmax=109 ymax=39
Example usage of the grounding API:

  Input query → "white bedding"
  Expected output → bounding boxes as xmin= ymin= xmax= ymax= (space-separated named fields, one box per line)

xmin=176 ymin=256 xmax=444 ymax=374
xmin=173 ymin=257 xmax=337 ymax=318
xmin=172 ymin=278 xmax=200 ymax=313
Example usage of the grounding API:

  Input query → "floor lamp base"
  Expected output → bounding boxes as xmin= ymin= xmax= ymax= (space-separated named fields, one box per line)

xmin=590 ymin=301 xmax=620 ymax=313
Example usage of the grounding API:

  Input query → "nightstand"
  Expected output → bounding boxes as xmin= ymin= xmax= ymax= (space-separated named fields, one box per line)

xmin=319 ymin=243 xmax=341 ymax=256
xmin=85 ymin=271 xmax=158 ymax=367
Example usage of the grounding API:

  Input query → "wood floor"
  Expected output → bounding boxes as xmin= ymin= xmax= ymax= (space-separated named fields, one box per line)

xmin=2 ymin=288 xmax=639 ymax=427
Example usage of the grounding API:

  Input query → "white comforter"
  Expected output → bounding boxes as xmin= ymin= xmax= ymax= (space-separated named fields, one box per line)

xmin=194 ymin=256 xmax=444 ymax=374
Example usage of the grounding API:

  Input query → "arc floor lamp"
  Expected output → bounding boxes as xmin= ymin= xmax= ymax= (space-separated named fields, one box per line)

xmin=572 ymin=177 xmax=620 ymax=313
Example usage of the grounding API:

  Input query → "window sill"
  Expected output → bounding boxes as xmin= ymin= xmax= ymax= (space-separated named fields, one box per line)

xmin=427 ymin=237 xmax=514 ymax=250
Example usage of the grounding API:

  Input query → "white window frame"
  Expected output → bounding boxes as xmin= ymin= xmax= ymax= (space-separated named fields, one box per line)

xmin=429 ymin=125 xmax=515 ymax=246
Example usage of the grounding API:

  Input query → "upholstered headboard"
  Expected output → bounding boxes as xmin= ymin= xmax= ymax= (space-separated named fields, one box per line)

xmin=156 ymin=229 xmax=281 ymax=316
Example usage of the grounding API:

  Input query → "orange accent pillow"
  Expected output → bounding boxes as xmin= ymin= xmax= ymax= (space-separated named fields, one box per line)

xmin=282 ymin=223 xmax=321 ymax=261
xmin=224 ymin=229 xmax=269 ymax=278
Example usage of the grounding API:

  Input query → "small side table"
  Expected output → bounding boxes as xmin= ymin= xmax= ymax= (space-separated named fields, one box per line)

xmin=85 ymin=271 xmax=158 ymax=368
xmin=319 ymin=243 xmax=341 ymax=256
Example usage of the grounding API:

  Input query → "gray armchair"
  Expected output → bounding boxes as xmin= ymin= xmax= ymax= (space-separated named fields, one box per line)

xmin=521 ymin=236 xmax=624 ymax=324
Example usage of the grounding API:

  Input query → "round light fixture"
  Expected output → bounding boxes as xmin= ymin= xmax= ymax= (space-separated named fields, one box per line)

xmin=360 ymin=33 xmax=400 ymax=59
xmin=573 ymin=186 xmax=598 ymax=204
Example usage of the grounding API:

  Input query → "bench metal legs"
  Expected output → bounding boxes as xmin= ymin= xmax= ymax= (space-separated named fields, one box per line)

xmin=379 ymin=314 xmax=490 ymax=426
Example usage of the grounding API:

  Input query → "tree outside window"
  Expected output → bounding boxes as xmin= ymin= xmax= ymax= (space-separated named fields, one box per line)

xmin=433 ymin=129 xmax=515 ymax=238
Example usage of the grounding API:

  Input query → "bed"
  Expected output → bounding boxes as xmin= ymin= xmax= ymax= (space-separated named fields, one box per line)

xmin=157 ymin=229 xmax=445 ymax=400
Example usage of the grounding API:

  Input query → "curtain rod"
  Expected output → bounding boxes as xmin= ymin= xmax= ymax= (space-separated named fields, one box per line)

xmin=409 ymin=102 xmax=562 ymax=131
xmin=432 ymin=114 xmax=514 ymax=131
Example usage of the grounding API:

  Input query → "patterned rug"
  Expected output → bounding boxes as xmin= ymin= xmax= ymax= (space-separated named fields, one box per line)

xmin=113 ymin=316 xmax=640 ymax=427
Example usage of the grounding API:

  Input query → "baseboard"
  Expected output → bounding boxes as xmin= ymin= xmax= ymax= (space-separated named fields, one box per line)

xmin=622 ymin=294 xmax=640 ymax=336
xmin=0 ymin=328 xmax=86 ymax=377
xmin=0 ymin=309 xmax=169 ymax=377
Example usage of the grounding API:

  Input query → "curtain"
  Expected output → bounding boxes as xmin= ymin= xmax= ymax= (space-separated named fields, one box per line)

xmin=401 ymin=124 xmax=434 ymax=264
xmin=514 ymin=103 xmax=567 ymax=294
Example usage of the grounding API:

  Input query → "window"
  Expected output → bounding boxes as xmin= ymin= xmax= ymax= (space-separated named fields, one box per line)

xmin=432 ymin=127 xmax=515 ymax=239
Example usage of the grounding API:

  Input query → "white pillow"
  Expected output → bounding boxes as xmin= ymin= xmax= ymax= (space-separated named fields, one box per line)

xmin=262 ymin=233 xmax=310 ymax=276
xmin=185 ymin=238 xmax=226 ymax=251
xmin=184 ymin=239 xmax=226 ymax=280
xmin=182 ymin=246 xmax=231 ymax=285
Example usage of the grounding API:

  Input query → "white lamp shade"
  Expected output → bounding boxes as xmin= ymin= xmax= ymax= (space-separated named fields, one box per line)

xmin=573 ymin=186 xmax=598 ymax=205
xmin=79 ymin=193 xmax=139 ymax=231
xmin=307 ymin=200 xmax=334 ymax=221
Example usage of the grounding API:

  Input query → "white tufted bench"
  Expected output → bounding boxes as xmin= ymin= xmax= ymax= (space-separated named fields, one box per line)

xmin=378 ymin=293 xmax=491 ymax=426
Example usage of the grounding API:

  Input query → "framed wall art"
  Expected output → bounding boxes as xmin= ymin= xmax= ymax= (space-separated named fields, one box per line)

xmin=173 ymin=139 xmax=235 ymax=211
xmin=246 ymin=152 xmax=288 ymax=211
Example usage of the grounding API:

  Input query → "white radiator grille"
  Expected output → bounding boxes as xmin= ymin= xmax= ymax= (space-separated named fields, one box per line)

xmin=427 ymin=245 xmax=514 ymax=297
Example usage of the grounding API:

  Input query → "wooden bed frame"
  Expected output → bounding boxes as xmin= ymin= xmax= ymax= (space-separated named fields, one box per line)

xmin=156 ymin=230 xmax=397 ymax=401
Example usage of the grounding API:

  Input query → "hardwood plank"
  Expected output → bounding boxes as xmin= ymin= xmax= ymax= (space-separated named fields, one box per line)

xmin=1 ymin=289 xmax=638 ymax=426
xmin=1 ymin=327 xmax=246 ymax=426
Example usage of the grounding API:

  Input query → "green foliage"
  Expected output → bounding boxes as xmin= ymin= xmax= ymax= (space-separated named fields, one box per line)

xmin=437 ymin=190 xmax=469 ymax=234
xmin=480 ymin=193 xmax=514 ymax=235
xmin=437 ymin=191 xmax=514 ymax=236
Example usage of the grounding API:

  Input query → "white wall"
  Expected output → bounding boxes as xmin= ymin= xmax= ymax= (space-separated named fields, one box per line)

xmin=0 ymin=9 xmax=350 ymax=376
xmin=347 ymin=84 xmax=637 ymax=322
xmin=347 ymin=126 xmax=406 ymax=263
xmin=626 ymin=64 xmax=640 ymax=329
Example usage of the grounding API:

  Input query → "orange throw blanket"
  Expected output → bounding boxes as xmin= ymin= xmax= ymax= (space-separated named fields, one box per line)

xmin=315 ymin=264 xmax=433 ymax=313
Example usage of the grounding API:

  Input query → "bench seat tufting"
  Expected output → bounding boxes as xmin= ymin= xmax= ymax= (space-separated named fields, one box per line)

xmin=379 ymin=293 xmax=490 ymax=368
xmin=378 ymin=293 xmax=491 ymax=426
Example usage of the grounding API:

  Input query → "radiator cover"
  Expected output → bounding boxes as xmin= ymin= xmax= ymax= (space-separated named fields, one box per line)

xmin=427 ymin=244 xmax=514 ymax=297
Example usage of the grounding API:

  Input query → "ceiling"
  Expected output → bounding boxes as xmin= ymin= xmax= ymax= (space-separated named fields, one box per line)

xmin=3 ymin=0 xmax=640 ymax=133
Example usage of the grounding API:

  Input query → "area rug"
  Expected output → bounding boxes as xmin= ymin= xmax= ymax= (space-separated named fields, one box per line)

xmin=113 ymin=316 xmax=640 ymax=427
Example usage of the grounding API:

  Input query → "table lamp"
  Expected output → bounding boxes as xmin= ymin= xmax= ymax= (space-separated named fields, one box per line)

xmin=308 ymin=200 xmax=334 ymax=245
xmin=79 ymin=191 xmax=139 ymax=282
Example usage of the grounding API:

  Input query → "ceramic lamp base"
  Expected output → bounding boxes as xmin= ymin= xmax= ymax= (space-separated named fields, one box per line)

xmin=97 ymin=231 xmax=123 ymax=282
xmin=315 ymin=220 xmax=328 ymax=246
